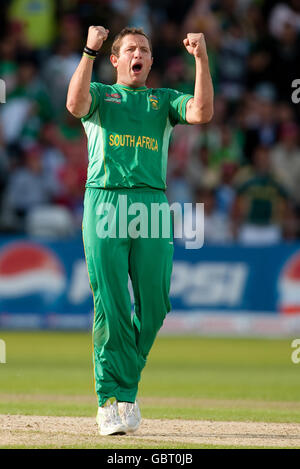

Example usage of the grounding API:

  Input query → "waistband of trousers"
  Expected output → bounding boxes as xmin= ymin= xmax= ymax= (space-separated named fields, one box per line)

xmin=85 ymin=185 xmax=166 ymax=193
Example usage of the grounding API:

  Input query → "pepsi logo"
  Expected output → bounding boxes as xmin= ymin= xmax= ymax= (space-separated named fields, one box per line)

xmin=278 ymin=250 xmax=300 ymax=314
xmin=0 ymin=242 xmax=66 ymax=299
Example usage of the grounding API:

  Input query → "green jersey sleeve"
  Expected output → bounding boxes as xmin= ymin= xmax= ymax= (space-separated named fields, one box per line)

xmin=81 ymin=82 xmax=104 ymax=121
xmin=168 ymin=89 xmax=193 ymax=126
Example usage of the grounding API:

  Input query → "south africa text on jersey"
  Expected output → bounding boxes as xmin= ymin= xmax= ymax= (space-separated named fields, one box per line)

xmin=109 ymin=133 xmax=159 ymax=152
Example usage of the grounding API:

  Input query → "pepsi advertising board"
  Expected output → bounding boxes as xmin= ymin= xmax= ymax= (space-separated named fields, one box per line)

xmin=171 ymin=243 xmax=300 ymax=314
xmin=0 ymin=238 xmax=93 ymax=329
xmin=0 ymin=236 xmax=300 ymax=333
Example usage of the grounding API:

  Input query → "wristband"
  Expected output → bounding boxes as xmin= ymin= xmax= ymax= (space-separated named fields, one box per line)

xmin=83 ymin=46 xmax=98 ymax=57
xmin=83 ymin=52 xmax=96 ymax=60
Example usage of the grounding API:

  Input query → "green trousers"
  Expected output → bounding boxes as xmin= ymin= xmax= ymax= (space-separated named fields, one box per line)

xmin=82 ymin=187 xmax=174 ymax=406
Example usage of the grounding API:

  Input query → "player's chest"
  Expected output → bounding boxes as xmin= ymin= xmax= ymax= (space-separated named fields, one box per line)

xmin=102 ymin=92 xmax=165 ymax=124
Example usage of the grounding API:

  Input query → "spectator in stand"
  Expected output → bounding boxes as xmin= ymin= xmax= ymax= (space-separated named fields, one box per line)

xmin=277 ymin=101 xmax=296 ymax=125
xmin=211 ymin=123 xmax=243 ymax=168
xmin=246 ymin=38 xmax=274 ymax=94
xmin=53 ymin=112 xmax=88 ymax=223
xmin=199 ymin=186 xmax=233 ymax=244
xmin=182 ymin=0 xmax=220 ymax=46
xmin=185 ymin=144 xmax=220 ymax=194
xmin=166 ymin=165 xmax=194 ymax=208
xmin=243 ymin=2 xmax=266 ymax=42
xmin=232 ymin=145 xmax=293 ymax=245
xmin=270 ymin=19 xmax=300 ymax=101
xmin=242 ymin=92 xmax=278 ymax=163
xmin=38 ymin=123 xmax=66 ymax=200
xmin=2 ymin=145 xmax=56 ymax=231
xmin=188 ymin=94 xmax=228 ymax=152
xmin=178 ymin=186 xmax=233 ymax=245
xmin=270 ymin=122 xmax=300 ymax=205
xmin=8 ymin=0 xmax=56 ymax=53
xmin=0 ymin=52 xmax=52 ymax=146
xmin=215 ymin=161 xmax=238 ymax=217
xmin=269 ymin=1 xmax=300 ymax=40
xmin=217 ymin=19 xmax=250 ymax=102
xmin=168 ymin=121 xmax=200 ymax=174
xmin=152 ymin=21 xmax=183 ymax=77
xmin=42 ymin=16 xmax=82 ymax=117
xmin=0 ymin=34 xmax=18 ymax=95
xmin=110 ymin=0 xmax=152 ymax=36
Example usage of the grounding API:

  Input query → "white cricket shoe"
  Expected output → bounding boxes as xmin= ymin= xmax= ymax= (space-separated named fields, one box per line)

xmin=96 ymin=400 xmax=127 ymax=436
xmin=118 ymin=400 xmax=141 ymax=433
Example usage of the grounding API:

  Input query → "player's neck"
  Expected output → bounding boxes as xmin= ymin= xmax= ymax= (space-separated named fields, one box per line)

xmin=116 ymin=79 xmax=147 ymax=90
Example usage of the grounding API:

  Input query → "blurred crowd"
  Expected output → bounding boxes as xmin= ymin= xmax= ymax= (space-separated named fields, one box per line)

xmin=0 ymin=0 xmax=300 ymax=244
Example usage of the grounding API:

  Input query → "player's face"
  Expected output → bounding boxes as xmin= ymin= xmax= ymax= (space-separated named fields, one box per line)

xmin=111 ymin=34 xmax=153 ymax=88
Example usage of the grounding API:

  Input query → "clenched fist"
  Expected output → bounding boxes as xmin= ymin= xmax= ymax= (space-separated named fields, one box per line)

xmin=86 ymin=26 xmax=109 ymax=51
xmin=183 ymin=33 xmax=208 ymax=59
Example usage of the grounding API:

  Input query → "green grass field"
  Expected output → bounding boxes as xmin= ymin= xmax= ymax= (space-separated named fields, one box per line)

xmin=0 ymin=332 xmax=300 ymax=448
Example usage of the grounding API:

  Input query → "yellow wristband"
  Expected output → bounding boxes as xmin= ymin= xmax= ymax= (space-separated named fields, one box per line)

xmin=83 ymin=52 xmax=96 ymax=60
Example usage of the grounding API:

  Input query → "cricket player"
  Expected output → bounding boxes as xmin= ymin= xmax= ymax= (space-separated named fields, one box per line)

xmin=66 ymin=25 xmax=213 ymax=436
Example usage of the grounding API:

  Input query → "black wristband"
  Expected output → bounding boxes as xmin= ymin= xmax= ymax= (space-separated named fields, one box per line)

xmin=84 ymin=46 xmax=98 ymax=57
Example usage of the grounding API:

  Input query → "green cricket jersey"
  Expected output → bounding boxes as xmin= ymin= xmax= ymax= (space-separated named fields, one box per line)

xmin=81 ymin=82 xmax=193 ymax=190
xmin=237 ymin=174 xmax=288 ymax=225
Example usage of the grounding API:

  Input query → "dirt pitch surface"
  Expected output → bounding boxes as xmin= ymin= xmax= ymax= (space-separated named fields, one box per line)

xmin=1 ymin=414 xmax=300 ymax=448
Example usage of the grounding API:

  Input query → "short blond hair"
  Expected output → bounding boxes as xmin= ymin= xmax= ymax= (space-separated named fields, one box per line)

xmin=111 ymin=27 xmax=152 ymax=57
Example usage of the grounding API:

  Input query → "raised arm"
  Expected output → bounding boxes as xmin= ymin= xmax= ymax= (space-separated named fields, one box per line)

xmin=66 ymin=26 xmax=109 ymax=118
xmin=183 ymin=33 xmax=214 ymax=124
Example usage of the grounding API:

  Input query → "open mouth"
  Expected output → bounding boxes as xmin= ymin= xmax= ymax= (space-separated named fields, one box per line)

xmin=132 ymin=63 xmax=143 ymax=73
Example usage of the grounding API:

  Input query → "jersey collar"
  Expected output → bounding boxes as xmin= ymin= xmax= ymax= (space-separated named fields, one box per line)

xmin=114 ymin=83 xmax=148 ymax=92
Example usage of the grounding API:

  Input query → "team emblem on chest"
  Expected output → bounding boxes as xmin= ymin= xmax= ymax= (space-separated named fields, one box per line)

xmin=149 ymin=94 xmax=159 ymax=110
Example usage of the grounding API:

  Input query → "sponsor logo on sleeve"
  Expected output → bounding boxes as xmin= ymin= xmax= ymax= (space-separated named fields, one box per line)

xmin=104 ymin=93 xmax=122 ymax=104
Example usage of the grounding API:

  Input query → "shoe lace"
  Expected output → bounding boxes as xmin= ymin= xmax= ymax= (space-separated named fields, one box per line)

xmin=104 ymin=402 xmax=120 ymax=424
xmin=123 ymin=402 xmax=136 ymax=417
